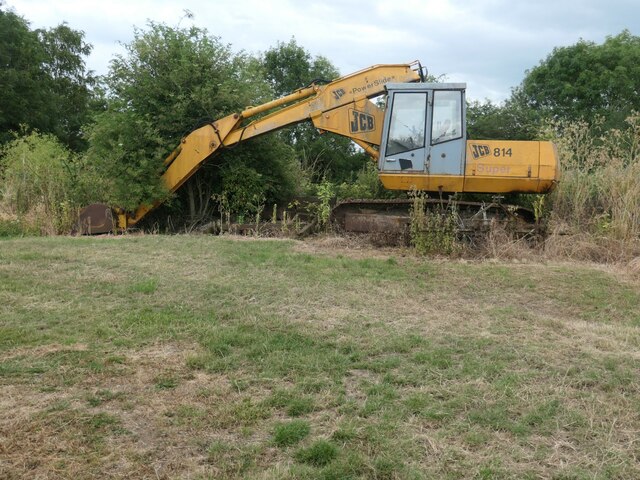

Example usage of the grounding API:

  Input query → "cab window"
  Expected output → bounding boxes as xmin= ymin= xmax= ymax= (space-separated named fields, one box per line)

xmin=385 ymin=92 xmax=427 ymax=156
xmin=431 ymin=91 xmax=462 ymax=145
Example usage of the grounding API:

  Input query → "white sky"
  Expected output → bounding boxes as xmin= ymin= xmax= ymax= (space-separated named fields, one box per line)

xmin=6 ymin=0 xmax=640 ymax=102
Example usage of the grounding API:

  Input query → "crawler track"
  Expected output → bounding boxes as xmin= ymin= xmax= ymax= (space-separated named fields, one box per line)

xmin=331 ymin=198 xmax=541 ymax=243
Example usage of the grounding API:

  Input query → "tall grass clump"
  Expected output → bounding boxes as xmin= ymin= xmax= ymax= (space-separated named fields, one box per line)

xmin=409 ymin=191 xmax=460 ymax=256
xmin=0 ymin=132 xmax=97 ymax=235
xmin=545 ymin=114 xmax=640 ymax=261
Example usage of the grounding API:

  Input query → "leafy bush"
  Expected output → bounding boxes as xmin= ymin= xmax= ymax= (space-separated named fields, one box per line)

xmin=335 ymin=162 xmax=395 ymax=200
xmin=220 ymin=163 xmax=265 ymax=220
xmin=314 ymin=179 xmax=334 ymax=230
xmin=88 ymin=22 xmax=290 ymax=223
xmin=0 ymin=218 xmax=31 ymax=237
xmin=0 ymin=132 xmax=92 ymax=234
xmin=218 ymin=137 xmax=300 ymax=219
xmin=86 ymin=108 xmax=166 ymax=211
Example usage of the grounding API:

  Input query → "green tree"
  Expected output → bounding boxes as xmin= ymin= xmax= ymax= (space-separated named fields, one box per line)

xmin=89 ymin=21 xmax=298 ymax=224
xmin=0 ymin=7 xmax=49 ymax=144
xmin=86 ymin=107 xmax=166 ymax=211
xmin=0 ymin=5 xmax=95 ymax=150
xmin=106 ymin=22 xmax=268 ymax=150
xmin=262 ymin=38 xmax=339 ymax=96
xmin=466 ymin=96 xmax=540 ymax=141
xmin=37 ymin=23 xmax=96 ymax=150
xmin=518 ymin=30 xmax=640 ymax=129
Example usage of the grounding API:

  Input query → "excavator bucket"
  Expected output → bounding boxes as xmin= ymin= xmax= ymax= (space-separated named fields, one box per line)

xmin=76 ymin=203 xmax=115 ymax=235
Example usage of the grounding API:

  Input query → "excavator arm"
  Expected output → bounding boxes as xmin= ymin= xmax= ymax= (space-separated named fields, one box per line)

xmin=114 ymin=62 xmax=423 ymax=229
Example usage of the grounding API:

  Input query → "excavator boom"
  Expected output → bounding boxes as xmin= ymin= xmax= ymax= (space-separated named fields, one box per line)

xmin=117 ymin=62 xmax=423 ymax=229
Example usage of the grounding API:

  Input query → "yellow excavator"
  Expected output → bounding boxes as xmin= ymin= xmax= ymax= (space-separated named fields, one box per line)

xmin=78 ymin=61 xmax=558 ymax=234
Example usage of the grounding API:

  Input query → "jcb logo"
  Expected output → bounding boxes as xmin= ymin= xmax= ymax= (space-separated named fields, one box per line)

xmin=470 ymin=144 xmax=490 ymax=159
xmin=332 ymin=88 xmax=345 ymax=100
xmin=350 ymin=109 xmax=375 ymax=133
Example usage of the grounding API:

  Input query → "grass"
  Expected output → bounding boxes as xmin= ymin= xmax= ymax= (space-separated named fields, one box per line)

xmin=294 ymin=439 xmax=338 ymax=466
xmin=0 ymin=234 xmax=639 ymax=478
xmin=273 ymin=420 xmax=311 ymax=447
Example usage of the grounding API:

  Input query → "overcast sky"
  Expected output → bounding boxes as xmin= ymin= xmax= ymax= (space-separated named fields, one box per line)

xmin=6 ymin=0 xmax=640 ymax=102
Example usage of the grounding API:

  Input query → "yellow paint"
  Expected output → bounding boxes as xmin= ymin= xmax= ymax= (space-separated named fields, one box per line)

xmin=312 ymin=98 xmax=385 ymax=146
xmin=379 ymin=140 xmax=558 ymax=194
xmin=466 ymin=140 xmax=539 ymax=178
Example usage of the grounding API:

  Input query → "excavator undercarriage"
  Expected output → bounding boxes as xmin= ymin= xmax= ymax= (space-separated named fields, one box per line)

xmin=331 ymin=197 xmax=541 ymax=244
xmin=76 ymin=196 xmax=542 ymax=246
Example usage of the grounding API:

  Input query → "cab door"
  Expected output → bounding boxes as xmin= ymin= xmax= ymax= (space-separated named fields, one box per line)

xmin=427 ymin=90 xmax=465 ymax=175
xmin=379 ymin=90 xmax=428 ymax=172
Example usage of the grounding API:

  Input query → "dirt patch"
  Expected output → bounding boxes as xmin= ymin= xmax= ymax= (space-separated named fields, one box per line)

xmin=0 ymin=343 xmax=89 ymax=361
xmin=0 ymin=342 xmax=271 ymax=479
xmin=292 ymin=234 xmax=410 ymax=260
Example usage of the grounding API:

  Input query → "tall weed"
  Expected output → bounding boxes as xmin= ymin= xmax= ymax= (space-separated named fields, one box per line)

xmin=544 ymin=114 xmax=640 ymax=260
xmin=409 ymin=191 xmax=459 ymax=256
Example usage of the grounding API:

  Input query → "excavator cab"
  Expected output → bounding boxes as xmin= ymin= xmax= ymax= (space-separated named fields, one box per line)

xmin=379 ymin=83 xmax=466 ymax=177
xmin=378 ymin=82 xmax=557 ymax=194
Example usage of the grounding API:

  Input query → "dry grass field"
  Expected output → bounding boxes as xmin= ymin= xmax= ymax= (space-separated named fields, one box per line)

xmin=1 ymin=235 xmax=639 ymax=479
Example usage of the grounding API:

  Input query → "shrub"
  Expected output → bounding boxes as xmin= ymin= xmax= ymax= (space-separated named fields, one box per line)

xmin=85 ymin=108 xmax=166 ymax=212
xmin=220 ymin=163 xmax=266 ymax=221
xmin=0 ymin=217 xmax=28 ymax=237
xmin=0 ymin=132 xmax=93 ymax=234
xmin=335 ymin=162 xmax=392 ymax=200
xmin=315 ymin=179 xmax=334 ymax=230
